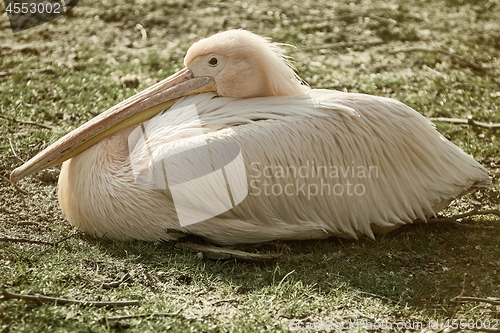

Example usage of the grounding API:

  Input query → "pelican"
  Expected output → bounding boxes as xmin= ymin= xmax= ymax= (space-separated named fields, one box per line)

xmin=10 ymin=30 xmax=492 ymax=245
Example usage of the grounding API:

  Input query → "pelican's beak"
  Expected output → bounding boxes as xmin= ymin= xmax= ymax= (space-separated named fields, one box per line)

xmin=10 ymin=68 xmax=216 ymax=184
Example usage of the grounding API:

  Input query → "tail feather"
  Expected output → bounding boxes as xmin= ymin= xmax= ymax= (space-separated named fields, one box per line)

xmin=471 ymin=178 xmax=495 ymax=189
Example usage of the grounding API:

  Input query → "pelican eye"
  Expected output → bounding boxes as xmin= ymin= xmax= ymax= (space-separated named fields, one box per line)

xmin=208 ymin=56 xmax=218 ymax=66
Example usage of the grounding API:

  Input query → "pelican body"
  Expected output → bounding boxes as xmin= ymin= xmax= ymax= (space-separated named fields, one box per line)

xmin=11 ymin=30 xmax=492 ymax=245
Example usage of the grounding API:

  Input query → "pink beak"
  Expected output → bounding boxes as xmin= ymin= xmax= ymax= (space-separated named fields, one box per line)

xmin=10 ymin=68 xmax=216 ymax=184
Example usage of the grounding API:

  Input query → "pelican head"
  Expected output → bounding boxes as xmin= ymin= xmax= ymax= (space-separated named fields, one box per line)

xmin=10 ymin=30 xmax=306 ymax=183
xmin=185 ymin=30 xmax=306 ymax=98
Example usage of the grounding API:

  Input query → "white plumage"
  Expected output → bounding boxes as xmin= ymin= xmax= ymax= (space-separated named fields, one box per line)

xmin=58 ymin=85 xmax=490 ymax=244
xmin=11 ymin=29 xmax=490 ymax=245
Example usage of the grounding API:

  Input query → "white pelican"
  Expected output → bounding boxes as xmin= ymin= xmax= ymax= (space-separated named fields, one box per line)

xmin=10 ymin=30 xmax=492 ymax=245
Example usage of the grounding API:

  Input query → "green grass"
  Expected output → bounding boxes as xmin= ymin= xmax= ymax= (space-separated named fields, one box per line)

xmin=1 ymin=0 xmax=499 ymax=331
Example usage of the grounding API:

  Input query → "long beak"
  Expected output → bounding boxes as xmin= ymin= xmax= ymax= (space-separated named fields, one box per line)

xmin=10 ymin=68 xmax=216 ymax=184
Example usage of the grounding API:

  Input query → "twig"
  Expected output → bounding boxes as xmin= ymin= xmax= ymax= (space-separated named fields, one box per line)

xmin=0 ymin=235 xmax=54 ymax=245
xmin=102 ymin=308 xmax=184 ymax=322
xmin=8 ymin=138 xmax=25 ymax=163
xmin=0 ymin=288 xmax=140 ymax=308
xmin=428 ymin=209 xmax=500 ymax=223
xmin=1 ymin=175 xmax=28 ymax=195
xmin=0 ymin=114 xmax=52 ymax=130
xmin=450 ymin=296 xmax=500 ymax=306
xmin=368 ymin=14 xmax=397 ymax=25
xmin=176 ymin=242 xmax=283 ymax=261
xmin=357 ymin=291 xmax=394 ymax=302
xmin=135 ymin=24 xmax=147 ymax=40
xmin=451 ymin=273 xmax=467 ymax=319
xmin=0 ymin=232 xmax=79 ymax=247
xmin=414 ymin=219 xmax=494 ymax=230
xmin=102 ymin=273 xmax=131 ymax=289
xmin=304 ymin=40 xmax=384 ymax=51
xmin=430 ymin=116 xmax=500 ymax=130
xmin=211 ymin=298 xmax=237 ymax=306
xmin=354 ymin=309 xmax=376 ymax=322
xmin=36 ymin=232 xmax=81 ymax=255
xmin=354 ymin=290 xmax=401 ymax=305
xmin=388 ymin=46 xmax=485 ymax=72
xmin=451 ymin=82 xmax=498 ymax=88
xmin=16 ymin=221 xmax=38 ymax=226
xmin=409 ymin=209 xmax=499 ymax=231
xmin=51 ymin=232 xmax=80 ymax=246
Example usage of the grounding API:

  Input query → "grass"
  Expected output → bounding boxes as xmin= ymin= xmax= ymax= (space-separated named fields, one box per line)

xmin=1 ymin=0 xmax=500 ymax=331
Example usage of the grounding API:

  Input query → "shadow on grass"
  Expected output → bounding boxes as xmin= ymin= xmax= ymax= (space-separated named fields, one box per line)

xmin=89 ymin=216 xmax=500 ymax=317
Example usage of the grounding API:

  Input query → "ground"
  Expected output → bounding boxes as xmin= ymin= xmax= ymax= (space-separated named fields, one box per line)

xmin=0 ymin=0 xmax=500 ymax=332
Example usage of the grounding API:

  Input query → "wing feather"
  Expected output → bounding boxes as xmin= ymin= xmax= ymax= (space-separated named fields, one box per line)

xmin=131 ymin=91 xmax=490 ymax=243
